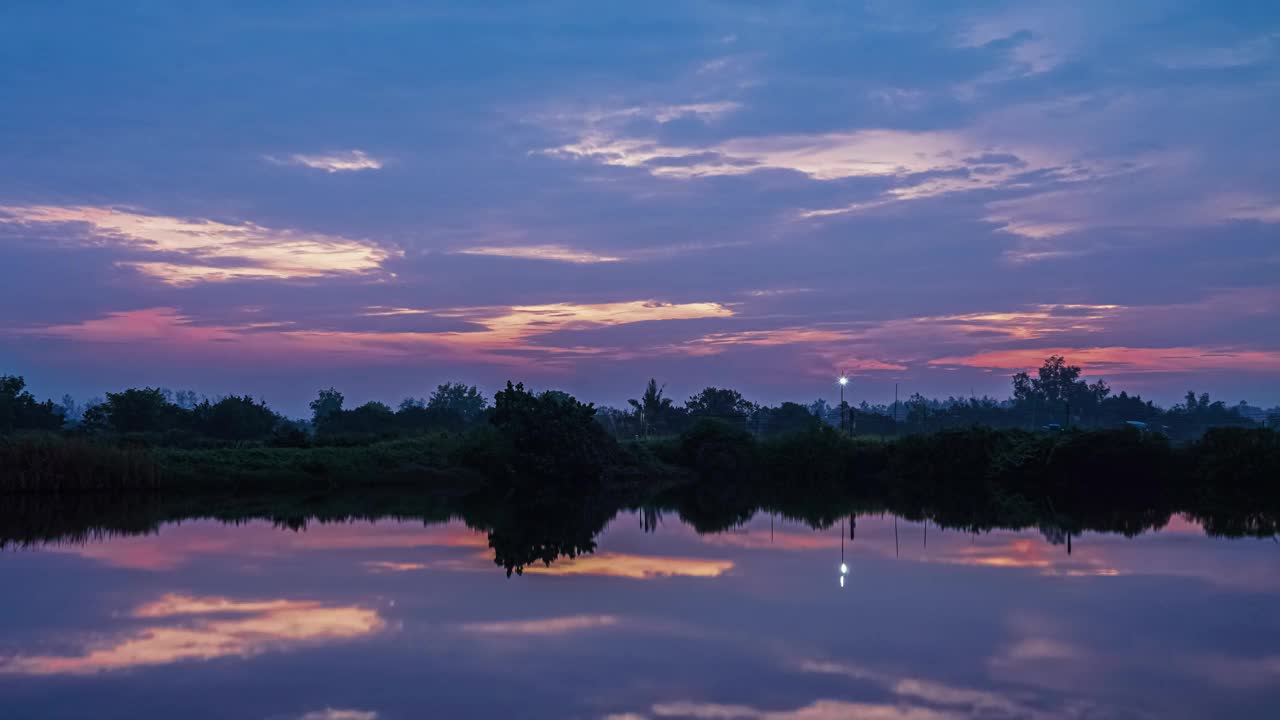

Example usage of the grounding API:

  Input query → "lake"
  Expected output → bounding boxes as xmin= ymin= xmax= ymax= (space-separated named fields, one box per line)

xmin=2 ymin=510 xmax=1278 ymax=719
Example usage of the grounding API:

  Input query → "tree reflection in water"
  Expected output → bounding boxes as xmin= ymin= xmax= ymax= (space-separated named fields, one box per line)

xmin=2 ymin=477 xmax=1276 ymax=576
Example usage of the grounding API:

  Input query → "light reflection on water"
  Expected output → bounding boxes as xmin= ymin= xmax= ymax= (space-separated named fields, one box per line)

xmin=2 ymin=513 xmax=1278 ymax=719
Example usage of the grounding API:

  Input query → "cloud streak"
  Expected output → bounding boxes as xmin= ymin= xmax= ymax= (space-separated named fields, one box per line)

xmin=272 ymin=150 xmax=384 ymax=173
xmin=0 ymin=205 xmax=393 ymax=285
xmin=931 ymin=346 xmax=1280 ymax=374
xmin=0 ymin=594 xmax=384 ymax=675
xmin=454 ymin=244 xmax=623 ymax=263
xmin=520 ymin=552 xmax=734 ymax=579
xmin=19 ymin=300 xmax=736 ymax=366
xmin=457 ymin=614 xmax=619 ymax=635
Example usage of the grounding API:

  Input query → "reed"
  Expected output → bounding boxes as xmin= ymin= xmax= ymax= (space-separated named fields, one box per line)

xmin=0 ymin=434 xmax=162 ymax=492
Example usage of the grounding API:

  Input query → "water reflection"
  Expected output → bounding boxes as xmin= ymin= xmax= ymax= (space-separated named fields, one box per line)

xmin=2 ymin=593 xmax=384 ymax=675
xmin=2 ymin=497 xmax=1278 ymax=719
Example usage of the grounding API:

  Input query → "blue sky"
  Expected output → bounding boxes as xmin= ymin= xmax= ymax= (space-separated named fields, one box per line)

xmin=2 ymin=1 xmax=1278 ymax=414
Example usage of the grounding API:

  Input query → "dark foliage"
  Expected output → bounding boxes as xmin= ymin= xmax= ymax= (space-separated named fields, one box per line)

xmin=758 ymin=401 xmax=823 ymax=437
xmin=190 ymin=395 xmax=280 ymax=442
xmin=0 ymin=376 xmax=63 ymax=434
xmin=671 ymin=418 xmax=759 ymax=481
xmin=0 ymin=435 xmax=160 ymax=492
xmin=685 ymin=386 xmax=755 ymax=425
xmin=486 ymin=382 xmax=620 ymax=484
xmin=90 ymin=388 xmax=180 ymax=433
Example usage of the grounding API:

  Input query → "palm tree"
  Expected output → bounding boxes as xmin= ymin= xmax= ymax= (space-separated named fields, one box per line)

xmin=628 ymin=378 xmax=672 ymax=438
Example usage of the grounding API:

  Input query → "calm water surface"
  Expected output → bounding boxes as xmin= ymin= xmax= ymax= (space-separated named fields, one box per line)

xmin=2 ymin=513 xmax=1278 ymax=719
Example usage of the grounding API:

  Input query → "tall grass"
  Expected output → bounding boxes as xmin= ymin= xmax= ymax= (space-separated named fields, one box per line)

xmin=0 ymin=432 xmax=482 ymax=494
xmin=0 ymin=434 xmax=162 ymax=492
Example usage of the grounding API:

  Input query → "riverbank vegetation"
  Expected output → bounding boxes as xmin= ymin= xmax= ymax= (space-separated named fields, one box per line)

xmin=2 ymin=357 xmax=1278 ymax=506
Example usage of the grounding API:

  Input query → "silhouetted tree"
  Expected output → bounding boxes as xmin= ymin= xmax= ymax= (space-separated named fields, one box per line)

xmin=191 ymin=395 xmax=279 ymax=441
xmin=906 ymin=393 xmax=932 ymax=428
xmin=489 ymin=382 xmax=618 ymax=483
xmin=1012 ymin=355 xmax=1112 ymax=427
xmin=427 ymin=382 xmax=488 ymax=427
xmin=808 ymin=399 xmax=833 ymax=424
xmin=172 ymin=390 xmax=203 ymax=410
xmin=759 ymin=402 xmax=822 ymax=436
xmin=628 ymin=378 xmax=675 ymax=437
xmin=58 ymin=394 xmax=81 ymax=425
xmin=98 ymin=388 xmax=177 ymax=433
xmin=686 ymin=387 xmax=754 ymax=424
xmin=0 ymin=375 xmax=63 ymax=434
xmin=309 ymin=387 xmax=345 ymax=427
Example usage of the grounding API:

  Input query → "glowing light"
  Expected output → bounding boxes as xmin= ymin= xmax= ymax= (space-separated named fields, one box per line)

xmin=838 ymin=377 xmax=849 ymax=386
xmin=840 ymin=562 xmax=849 ymax=574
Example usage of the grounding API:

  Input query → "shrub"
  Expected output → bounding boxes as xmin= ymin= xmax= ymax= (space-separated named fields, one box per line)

xmin=676 ymin=419 xmax=758 ymax=482
xmin=488 ymin=382 xmax=619 ymax=485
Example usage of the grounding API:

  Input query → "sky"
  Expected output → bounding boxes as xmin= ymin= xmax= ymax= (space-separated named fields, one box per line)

xmin=2 ymin=0 xmax=1278 ymax=415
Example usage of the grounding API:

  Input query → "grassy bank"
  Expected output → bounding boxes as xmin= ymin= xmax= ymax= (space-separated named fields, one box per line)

xmin=0 ymin=432 xmax=488 ymax=493
xmin=4 ymin=424 xmax=1278 ymax=506
xmin=0 ymin=435 xmax=162 ymax=493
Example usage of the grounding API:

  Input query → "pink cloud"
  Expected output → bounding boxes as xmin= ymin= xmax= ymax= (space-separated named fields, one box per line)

xmin=929 ymin=346 xmax=1280 ymax=374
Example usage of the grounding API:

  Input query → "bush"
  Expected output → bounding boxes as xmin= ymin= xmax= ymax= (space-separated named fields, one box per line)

xmin=1187 ymin=427 xmax=1280 ymax=507
xmin=676 ymin=419 xmax=757 ymax=482
xmin=191 ymin=396 xmax=279 ymax=442
xmin=488 ymin=382 xmax=619 ymax=485
xmin=761 ymin=425 xmax=856 ymax=488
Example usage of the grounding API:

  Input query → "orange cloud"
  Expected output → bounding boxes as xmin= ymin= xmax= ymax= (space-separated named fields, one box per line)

xmin=672 ymin=327 xmax=907 ymax=370
xmin=23 ymin=300 xmax=733 ymax=366
xmin=930 ymin=346 xmax=1280 ymax=373
xmin=297 ymin=710 xmax=379 ymax=720
xmin=457 ymin=614 xmax=619 ymax=635
xmin=699 ymin=531 xmax=838 ymax=552
xmin=648 ymin=699 xmax=959 ymax=720
xmin=363 ymin=561 xmax=429 ymax=573
xmin=0 ymin=594 xmax=383 ymax=675
xmin=521 ymin=552 xmax=734 ymax=579
xmin=0 ymin=205 xmax=393 ymax=285
xmin=48 ymin=521 xmax=488 ymax=571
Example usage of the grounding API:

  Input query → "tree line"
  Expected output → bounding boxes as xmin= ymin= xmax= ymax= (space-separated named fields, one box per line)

xmin=2 ymin=355 xmax=1276 ymax=446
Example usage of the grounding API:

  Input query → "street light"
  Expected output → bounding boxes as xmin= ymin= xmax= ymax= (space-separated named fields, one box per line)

xmin=839 ymin=517 xmax=849 ymax=588
xmin=838 ymin=375 xmax=849 ymax=433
